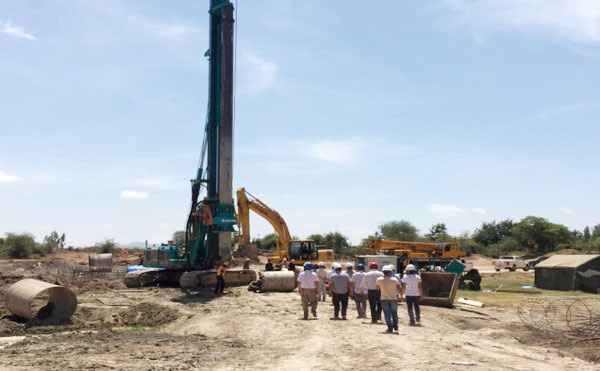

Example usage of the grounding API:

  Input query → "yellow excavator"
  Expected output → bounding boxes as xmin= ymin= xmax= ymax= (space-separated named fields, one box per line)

xmin=236 ymin=188 xmax=334 ymax=264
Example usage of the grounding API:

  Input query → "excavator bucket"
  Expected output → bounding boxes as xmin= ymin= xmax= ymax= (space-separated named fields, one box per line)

xmin=419 ymin=272 xmax=459 ymax=308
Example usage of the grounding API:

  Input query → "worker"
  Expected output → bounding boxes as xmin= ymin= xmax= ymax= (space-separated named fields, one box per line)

xmin=288 ymin=259 xmax=296 ymax=273
xmin=297 ymin=262 xmax=320 ymax=320
xmin=376 ymin=265 xmax=403 ymax=333
xmin=350 ymin=263 xmax=367 ymax=318
xmin=360 ymin=261 xmax=384 ymax=324
xmin=214 ymin=262 xmax=228 ymax=294
xmin=243 ymin=258 xmax=250 ymax=270
xmin=401 ymin=264 xmax=423 ymax=326
xmin=327 ymin=262 xmax=337 ymax=281
xmin=265 ymin=258 xmax=274 ymax=271
xmin=328 ymin=263 xmax=352 ymax=320
xmin=345 ymin=262 xmax=354 ymax=278
xmin=316 ymin=261 xmax=328 ymax=302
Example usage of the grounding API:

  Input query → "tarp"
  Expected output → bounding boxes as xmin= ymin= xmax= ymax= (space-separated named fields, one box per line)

xmin=127 ymin=265 xmax=165 ymax=272
xmin=535 ymin=254 xmax=600 ymax=268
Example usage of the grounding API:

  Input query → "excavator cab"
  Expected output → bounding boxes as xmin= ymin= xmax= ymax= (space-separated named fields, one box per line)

xmin=289 ymin=240 xmax=318 ymax=262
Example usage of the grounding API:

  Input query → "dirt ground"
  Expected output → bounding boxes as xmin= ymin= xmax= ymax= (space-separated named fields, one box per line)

xmin=0 ymin=258 xmax=598 ymax=370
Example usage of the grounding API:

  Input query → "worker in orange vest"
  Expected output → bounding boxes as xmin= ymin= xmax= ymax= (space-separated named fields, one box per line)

xmin=214 ymin=262 xmax=228 ymax=294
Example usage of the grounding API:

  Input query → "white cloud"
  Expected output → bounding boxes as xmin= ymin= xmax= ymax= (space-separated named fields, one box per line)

xmin=472 ymin=207 xmax=487 ymax=214
xmin=239 ymin=50 xmax=278 ymax=94
xmin=428 ymin=203 xmax=467 ymax=215
xmin=0 ymin=171 xmax=22 ymax=183
xmin=131 ymin=177 xmax=187 ymax=190
xmin=0 ymin=20 xmax=35 ymax=40
xmin=560 ymin=207 xmax=574 ymax=215
xmin=441 ymin=0 xmax=600 ymax=44
xmin=120 ymin=190 xmax=149 ymax=199
xmin=305 ymin=137 xmax=367 ymax=164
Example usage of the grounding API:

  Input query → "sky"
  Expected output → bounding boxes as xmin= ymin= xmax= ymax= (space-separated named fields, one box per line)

xmin=1 ymin=0 xmax=600 ymax=247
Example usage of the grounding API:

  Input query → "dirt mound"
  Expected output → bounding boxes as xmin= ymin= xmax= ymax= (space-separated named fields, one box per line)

xmin=118 ymin=302 xmax=180 ymax=327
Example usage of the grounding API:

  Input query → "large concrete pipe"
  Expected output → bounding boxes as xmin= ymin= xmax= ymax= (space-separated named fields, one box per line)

xmin=259 ymin=271 xmax=296 ymax=292
xmin=89 ymin=253 xmax=113 ymax=272
xmin=5 ymin=279 xmax=77 ymax=321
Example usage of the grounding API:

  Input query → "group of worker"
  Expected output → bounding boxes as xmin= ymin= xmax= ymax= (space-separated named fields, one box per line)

xmin=297 ymin=261 xmax=423 ymax=334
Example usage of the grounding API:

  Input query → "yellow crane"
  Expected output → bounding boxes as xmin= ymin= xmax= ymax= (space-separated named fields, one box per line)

xmin=236 ymin=188 xmax=334 ymax=264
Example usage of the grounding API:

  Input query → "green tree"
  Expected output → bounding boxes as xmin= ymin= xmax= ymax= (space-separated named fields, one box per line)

xmin=98 ymin=239 xmax=116 ymax=254
xmin=3 ymin=232 xmax=37 ymax=259
xmin=583 ymin=226 xmax=591 ymax=242
xmin=307 ymin=234 xmax=324 ymax=245
xmin=512 ymin=216 xmax=573 ymax=253
xmin=378 ymin=220 xmax=418 ymax=241
xmin=472 ymin=219 xmax=515 ymax=246
xmin=427 ymin=223 xmax=450 ymax=241
xmin=251 ymin=233 xmax=278 ymax=251
xmin=592 ymin=224 xmax=600 ymax=239
xmin=322 ymin=231 xmax=350 ymax=253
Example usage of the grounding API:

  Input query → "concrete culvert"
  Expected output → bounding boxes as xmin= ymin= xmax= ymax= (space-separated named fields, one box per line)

xmin=259 ymin=271 xmax=296 ymax=292
xmin=89 ymin=253 xmax=113 ymax=272
xmin=5 ymin=279 xmax=77 ymax=322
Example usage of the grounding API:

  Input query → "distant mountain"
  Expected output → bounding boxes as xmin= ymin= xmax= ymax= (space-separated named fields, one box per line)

xmin=116 ymin=241 xmax=147 ymax=249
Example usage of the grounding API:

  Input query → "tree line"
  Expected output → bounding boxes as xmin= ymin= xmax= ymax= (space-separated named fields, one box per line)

xmin=251 ymin=216 xmax=600 ymax=258
xmin=0 ymin=231 xmax=116 ymax=259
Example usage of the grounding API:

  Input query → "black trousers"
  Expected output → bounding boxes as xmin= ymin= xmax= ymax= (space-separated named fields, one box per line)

xmin=367 ymin=289 xmax=382 ymax=322
xmin=332 ymin=292 xmax=349 ymax=318
xmin=214 ymin=276 xmax=225 ymax=293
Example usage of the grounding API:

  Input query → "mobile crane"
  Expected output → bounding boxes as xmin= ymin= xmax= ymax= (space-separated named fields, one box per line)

xmin=124 ymin=0 xmax=254 ymax=288
xmin=366 ymin=239 xmax=481 ymax=290
xmin=236 ymin=188 xmax=334 ymax=265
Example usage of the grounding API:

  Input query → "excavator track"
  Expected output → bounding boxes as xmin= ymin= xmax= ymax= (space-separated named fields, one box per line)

xmin=123 ymin=269 xmax=182 ymax=288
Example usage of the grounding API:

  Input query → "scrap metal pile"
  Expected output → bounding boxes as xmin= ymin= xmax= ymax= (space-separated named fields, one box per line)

xmin=518 ymin=296 xmax=600 ymax=337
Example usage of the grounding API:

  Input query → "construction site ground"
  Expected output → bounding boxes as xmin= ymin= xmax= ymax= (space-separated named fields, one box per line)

xmin=1 ymin=254 xmax=599 ymax=370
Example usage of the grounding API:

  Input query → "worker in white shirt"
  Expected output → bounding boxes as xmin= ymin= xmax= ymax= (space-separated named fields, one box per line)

xmin=350 ymin=263 xmax=367 ymax=318
xmin=297 ymin=262 xmax=320 ymax=320
xmin=401 ymin=264 xmax=423 ymax=326
xmin=316 ymin=261 xmax=328 ymax=302
xmin=359 ymin=261 xmax=384 ymax=323
xmin=328 ymin=263 xmax=352 ymax=320
xmin=376 ymin=265 xmax=403 ymax=333
xmin=345 ymin=262 xmax=354 ymax=278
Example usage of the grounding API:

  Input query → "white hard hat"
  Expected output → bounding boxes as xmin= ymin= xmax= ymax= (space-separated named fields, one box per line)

xmin=406 ymin=264 xmax=416 ymax=271
xmin=346 ymin=262 xmax=353 ymax=268
xmin=318 ymin=261 xmax=326 ymax=267
xmin=382 ymin=265 xmax=393 ymax=272
xmin=333 ymin=262 xmax=342 ymax=269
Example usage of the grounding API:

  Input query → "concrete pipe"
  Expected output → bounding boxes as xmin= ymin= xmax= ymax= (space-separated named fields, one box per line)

xmin=5 ymin=279 xmax=77 ymax=321
xmin=89 ymin=253 xmax=113 ymax=272
xmin=259 ymin=271 xmax=296 ymax=292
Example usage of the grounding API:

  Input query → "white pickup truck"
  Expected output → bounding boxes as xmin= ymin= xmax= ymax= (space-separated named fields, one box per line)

xmin=493 ymin=256 xmax=530 ymax=272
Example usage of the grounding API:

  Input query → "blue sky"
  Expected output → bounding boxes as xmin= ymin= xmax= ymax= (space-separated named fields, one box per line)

xmin=1 ymin=0 xmax=600 ymax=247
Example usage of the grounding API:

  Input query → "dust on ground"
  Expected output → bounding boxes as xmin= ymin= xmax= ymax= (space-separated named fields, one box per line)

xmin=0 ymin=258 xmax=598 ymax=370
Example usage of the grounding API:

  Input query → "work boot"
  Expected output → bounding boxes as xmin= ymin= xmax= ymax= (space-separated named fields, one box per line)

xmin=394 ymin=327 xmax=399 ymax=332
xmin=385 ymin=328 xmax=393 ymax=334
xmin=416 ymin=320 xmax=421 ymax=326
xmin=341 ymin=316 xmax=346 ymax=320
xmin=312 ymin=310 xmax=317 ymax=318
xmin=409 ymin=321 xmax=416 ymax=326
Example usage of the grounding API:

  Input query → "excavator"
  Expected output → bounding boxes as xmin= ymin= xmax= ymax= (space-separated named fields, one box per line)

xmin=367 ymin=239 xmax=481 ymax=290
xmin=124 ymin=0 xmax=254 ymax=288
xmin=236 ymin=188 xmax=334 ymax=265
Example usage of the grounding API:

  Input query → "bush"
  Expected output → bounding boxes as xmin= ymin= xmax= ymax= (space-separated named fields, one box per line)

xmin=2 ymin=233 xmax=37 ymax=259
xmin=99 ymin=239 xmax=116 ymax=254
